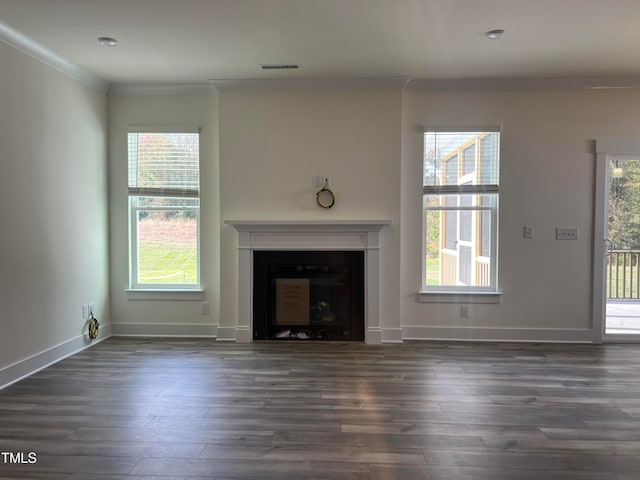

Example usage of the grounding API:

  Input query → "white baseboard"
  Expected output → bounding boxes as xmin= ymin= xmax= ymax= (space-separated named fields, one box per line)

xmin=382 ymin=328 xmax=404 ymax=344
xmin=234 ymin=326 xmax=252 ymax=343
xmin=402 ymin=326 xmax=595 ymax=343
xmin=0 ymin=324 xmax=112 ymax=390
xmin=105 ymin=323 xmax=593 ymax=344
xmin=110 ymin=323 xmax=217 ymax=337
xmin=366 ymin=327 xmax=382 ymax=344
xmin=215 ymin=327 xmax=238 ymax=342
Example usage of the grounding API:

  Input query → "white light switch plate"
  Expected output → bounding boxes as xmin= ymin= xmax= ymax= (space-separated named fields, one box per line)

xmin=556 ymin=227 xmax=578 ymax=240
xmin=524 ymin=225 xmax=534 ymax=239
xmin=312 ymin=176 xmax=331 ymax=188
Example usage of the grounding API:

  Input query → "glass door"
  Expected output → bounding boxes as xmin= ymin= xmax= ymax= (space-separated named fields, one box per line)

xmin=605 ymin=157 xmax=640 ymax=336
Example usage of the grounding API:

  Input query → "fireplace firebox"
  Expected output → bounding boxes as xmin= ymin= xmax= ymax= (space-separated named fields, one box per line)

xmin=253 ymin=251 xmax=364 ymax=341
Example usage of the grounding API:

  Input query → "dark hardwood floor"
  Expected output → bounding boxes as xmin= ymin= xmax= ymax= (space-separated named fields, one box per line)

xmin=1 ymin=338 xmax=640 ymax=479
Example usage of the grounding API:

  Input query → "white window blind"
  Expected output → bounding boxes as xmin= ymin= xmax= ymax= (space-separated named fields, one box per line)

xmin=128 ymin=132 xmax=200 ymax=198
xmin=423 ymin=130 xmax=500 ymax=194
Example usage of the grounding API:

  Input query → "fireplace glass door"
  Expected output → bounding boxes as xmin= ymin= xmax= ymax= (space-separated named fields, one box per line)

xmin=253 ymin=251 xmax=364 ymax=341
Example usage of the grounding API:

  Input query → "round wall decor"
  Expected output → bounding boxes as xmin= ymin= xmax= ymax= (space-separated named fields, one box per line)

xmin=316 ymin=181 xmax=335 ymax=208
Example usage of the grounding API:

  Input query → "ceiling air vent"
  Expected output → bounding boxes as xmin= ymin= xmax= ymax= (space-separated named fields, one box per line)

xmin=260 ymin=63 xmax=300 ymax=70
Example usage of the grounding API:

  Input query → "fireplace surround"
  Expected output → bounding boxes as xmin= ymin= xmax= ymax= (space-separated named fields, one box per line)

xmin=225 ymin=220 xmax=390 ymax=344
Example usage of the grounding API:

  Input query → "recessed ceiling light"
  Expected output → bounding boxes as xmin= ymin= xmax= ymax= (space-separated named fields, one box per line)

xmin=485 ymin=29 xmax=505 ymax=40
xmin=97 ymin=36 xmax=118 ymax=47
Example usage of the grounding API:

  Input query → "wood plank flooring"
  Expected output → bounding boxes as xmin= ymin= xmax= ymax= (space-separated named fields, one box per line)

xmin=1 ymin=338 xmax=640 ymax=479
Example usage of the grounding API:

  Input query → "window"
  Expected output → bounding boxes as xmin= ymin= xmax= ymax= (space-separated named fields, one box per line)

xmin=423 ymin=130 xmax=500 ymax=293
xmin=128 ymin=129 xmax=200 ymax=290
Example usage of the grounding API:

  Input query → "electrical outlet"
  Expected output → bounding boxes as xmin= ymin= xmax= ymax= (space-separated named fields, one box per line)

xmin=82 ymin=304 xmax=89 ymax=319
xmin=524 ymin=225 xmax=534 ymax=239
xmin=460 ymin=305 xmax=470 ymax=318
xmin=89 ymin=303 xmax=95 ymax=316
xmin=556 ymin=227 xmax=578 ymax=240
xmin=201 ymin=302 xmax=209 ymax=315
xmin=312 ymin=175 xmax=331 ymax=188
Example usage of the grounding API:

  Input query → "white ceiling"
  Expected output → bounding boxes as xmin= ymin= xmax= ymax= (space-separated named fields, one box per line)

xmin=2 ymin=0 xmax=640 ymax=87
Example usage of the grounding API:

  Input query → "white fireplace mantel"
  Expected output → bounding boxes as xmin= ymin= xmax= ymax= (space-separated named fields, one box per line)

xmin=225 ymin=220 xmax=391 ymax=344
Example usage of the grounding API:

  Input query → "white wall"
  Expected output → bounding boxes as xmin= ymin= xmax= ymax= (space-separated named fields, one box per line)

xmin=104 ymin=83 xmax=640 ymax=345
xmin=0 ymin=40 xmax=109 ymax=379
xmin=401 ymin=88 xmax=640 ymax=341
xmin=108 ymin=94 xmax=220 ymax=335
xmin=218 ymin=89 xmax=402 ymax=341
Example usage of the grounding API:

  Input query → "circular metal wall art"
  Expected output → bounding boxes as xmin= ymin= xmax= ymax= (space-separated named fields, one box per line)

xmin=315 ymin=181 xmax=335 ymax=208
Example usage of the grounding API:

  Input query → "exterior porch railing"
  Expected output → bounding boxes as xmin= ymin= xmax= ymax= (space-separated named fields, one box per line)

xmin=608 ymin=249 xmax=640 ymax=299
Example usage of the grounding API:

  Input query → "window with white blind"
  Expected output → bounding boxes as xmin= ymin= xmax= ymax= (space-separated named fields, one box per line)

xmin=128 ymin=128 xmax=200 ymax=289
xmin=422 ymin=129 xmax=500 ymax=293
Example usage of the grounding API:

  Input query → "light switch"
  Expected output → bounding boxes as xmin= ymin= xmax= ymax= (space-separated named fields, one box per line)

xmin=556 ymin=227 xmax=578 ymax=240
xmin=524 ymin=225 xmax=534 ymax=239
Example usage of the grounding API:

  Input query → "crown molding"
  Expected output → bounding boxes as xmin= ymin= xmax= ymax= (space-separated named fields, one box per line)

xmin=0 ymin=21 xmax=108 ymax=93
xmin=116 ymin=76 xmax=640 ymax=95
xmin=209 ymin=76 xmax=411 ymax=93
xmin=108 ymin=83 xmax=217 ymax=96
xmin=405 ymin=76 xmax=640 ymax=92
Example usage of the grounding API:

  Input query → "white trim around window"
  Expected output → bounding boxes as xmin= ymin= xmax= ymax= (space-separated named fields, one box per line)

xmin=127 ymin=128 xmax=202 ymax=292
xmin=421 ymin=129 xmax=501 ymax=298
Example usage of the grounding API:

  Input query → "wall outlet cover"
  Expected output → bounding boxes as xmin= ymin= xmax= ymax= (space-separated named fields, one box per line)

xmin=556 ymin=227 xmax=578 ymax=240
xmin=524 ymin=225 xmax=534 ymax=239
xmin=313 ymin=175 xmax=331 ymax=188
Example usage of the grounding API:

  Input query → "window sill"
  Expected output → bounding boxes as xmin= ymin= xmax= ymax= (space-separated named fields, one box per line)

xmin=125 ymin=289 xmax=204 ymax=301
xmin=418 ymin=291 xmax=502 ymax=304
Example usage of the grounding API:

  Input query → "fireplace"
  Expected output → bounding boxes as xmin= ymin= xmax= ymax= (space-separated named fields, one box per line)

xmin=253 ymin=251 xmax=364 ymax=341
xmin=224 ymin=220 xmax=390 ymax=344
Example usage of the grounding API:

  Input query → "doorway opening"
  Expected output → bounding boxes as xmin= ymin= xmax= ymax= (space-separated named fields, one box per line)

xmin=605 ymin=157 xmax=640 ymax=335
xmin=594 ymin=141 xmax=640 ymax=341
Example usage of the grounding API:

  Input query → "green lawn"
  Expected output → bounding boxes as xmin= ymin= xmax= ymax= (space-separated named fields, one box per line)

xmin=425 ymin=258 xmax=439 ymax=285
xmin=139 ymin=241 xmax=197 ymax=284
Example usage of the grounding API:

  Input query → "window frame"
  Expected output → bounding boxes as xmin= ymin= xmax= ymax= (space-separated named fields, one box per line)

xmin=421 ymin=128 xmax=501 ymax=297
xmin=127 ymin=126 xmax=201 ymax=292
